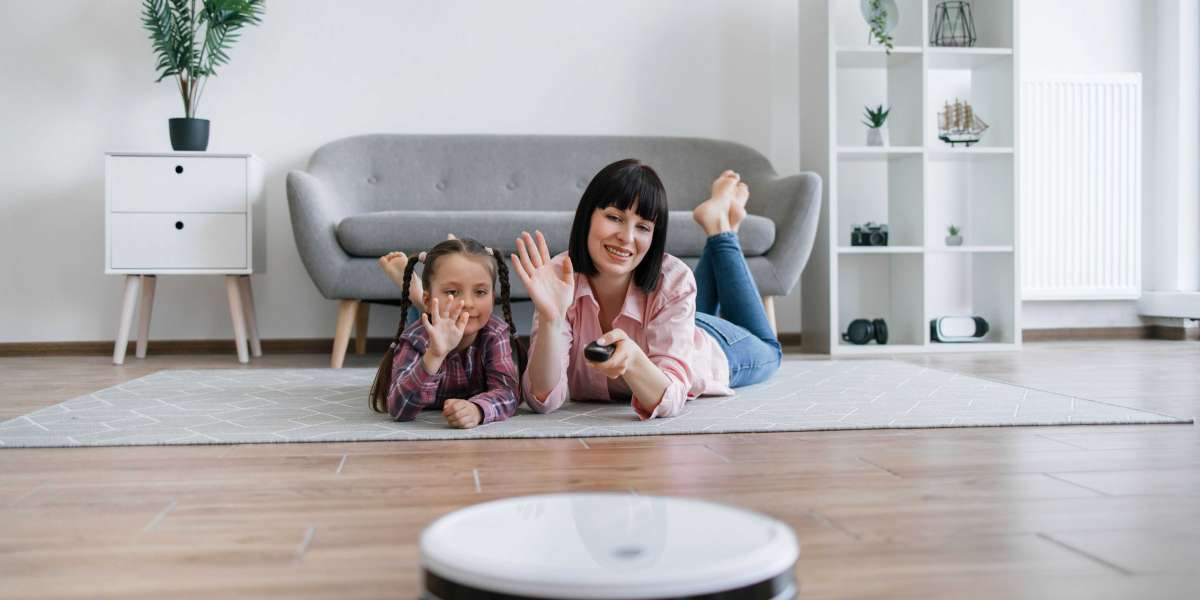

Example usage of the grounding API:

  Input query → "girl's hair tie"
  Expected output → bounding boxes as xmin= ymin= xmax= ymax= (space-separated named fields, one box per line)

xmin=418 ymin=251 xmax=427 ymax=263
xmin=485 ymin=246 xmax=494 ymax=256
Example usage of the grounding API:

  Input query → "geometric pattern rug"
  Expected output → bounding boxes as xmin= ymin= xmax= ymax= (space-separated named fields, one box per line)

xmin=0 ymin=360 xmax=1188 ymax=448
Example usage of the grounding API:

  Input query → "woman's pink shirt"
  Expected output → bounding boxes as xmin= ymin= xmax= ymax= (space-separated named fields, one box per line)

xmin=522 ymin=253 xmax=732 ymax=419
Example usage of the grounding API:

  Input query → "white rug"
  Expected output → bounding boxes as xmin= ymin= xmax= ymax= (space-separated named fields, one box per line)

xmin=0 ymin=361 xmax=1187 ymax=448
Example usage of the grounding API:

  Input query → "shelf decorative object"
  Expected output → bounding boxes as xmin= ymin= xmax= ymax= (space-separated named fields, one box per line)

xmin=860 ymin=0 xmax=897 ymax=54
xmin=946 ymin=225 xmax=963 ymax=246
xmin=141 ymin=0 xmax=265 ymax=151
xmin=937 ymin=99 xmax=989 ymax=146
xmin=930 ymin=1 xmax=977 ymax=47
xmin=862 ymin=104 xmax=891 ymax=146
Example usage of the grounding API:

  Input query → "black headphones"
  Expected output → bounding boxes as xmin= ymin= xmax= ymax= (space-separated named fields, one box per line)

xmin=842 ymin=318 xmax=888 ymax=345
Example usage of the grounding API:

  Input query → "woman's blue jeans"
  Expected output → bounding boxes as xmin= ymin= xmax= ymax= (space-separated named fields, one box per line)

xmin=692 ymin=232 xmax=783 ymax=387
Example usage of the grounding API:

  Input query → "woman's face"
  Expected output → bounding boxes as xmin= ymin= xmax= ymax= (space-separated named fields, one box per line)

xmin=587 ymin=204 xmax=655 ymax=280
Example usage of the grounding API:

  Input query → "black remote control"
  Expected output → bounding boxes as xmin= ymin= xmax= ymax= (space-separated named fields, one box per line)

xmin=584 ymin=341 xmax=616 ymax=362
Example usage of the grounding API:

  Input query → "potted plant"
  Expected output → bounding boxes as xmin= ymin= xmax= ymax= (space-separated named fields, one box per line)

xmin=862 ymin=104 xmax=890 ymax=146
xmin=141 ymin=0 xmax=265 ymax=151
xmin=861 ymin=0 xmax=896 ymax=54
xmin=946 ymin=224 xmax=963 ymax=246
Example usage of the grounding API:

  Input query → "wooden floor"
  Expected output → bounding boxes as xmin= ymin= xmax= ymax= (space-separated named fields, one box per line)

xmin=1 ymin=340 xmax=1198 ymax=599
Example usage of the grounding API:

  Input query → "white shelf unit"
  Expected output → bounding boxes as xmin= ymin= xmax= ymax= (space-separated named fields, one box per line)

xmin=804 ymin=0 xmax=1021 ymax=354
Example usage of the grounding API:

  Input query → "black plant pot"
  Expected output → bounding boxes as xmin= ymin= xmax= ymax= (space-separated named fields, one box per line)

xmin=168 ymin=118 xmax=210 ymax=151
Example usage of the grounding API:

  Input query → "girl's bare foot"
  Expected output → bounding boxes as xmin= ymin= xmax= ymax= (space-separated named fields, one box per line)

xmin=729 ymin=182 xmax=749 ymax=233
xmin=379 ymin=251 xmax=409 ymax=289
xmin=693 ymin=170 xmax=740 ymax=236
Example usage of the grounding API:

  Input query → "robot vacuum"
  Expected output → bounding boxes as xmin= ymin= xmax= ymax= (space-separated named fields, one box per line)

xmin=419 ymin=493 xmax=799 ymax=599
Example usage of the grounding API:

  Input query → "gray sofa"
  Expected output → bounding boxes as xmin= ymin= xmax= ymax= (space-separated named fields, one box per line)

xmin=286 ymin=134 xmax=821 ymax=367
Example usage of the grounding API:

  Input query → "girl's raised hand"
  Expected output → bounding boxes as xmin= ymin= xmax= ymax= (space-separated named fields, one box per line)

xmin=511 ymin=230 xmax=574 ymax=322
xmin=421 ymin=296 xmax=469 ymax=358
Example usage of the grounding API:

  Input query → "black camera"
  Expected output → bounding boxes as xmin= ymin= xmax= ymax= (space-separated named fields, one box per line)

xmin=850 ymin=222 xmax=889 ymax=246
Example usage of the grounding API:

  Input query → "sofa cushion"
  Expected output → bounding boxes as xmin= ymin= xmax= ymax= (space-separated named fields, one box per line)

xmin=336 ymin=211 xmax=775 ymax=258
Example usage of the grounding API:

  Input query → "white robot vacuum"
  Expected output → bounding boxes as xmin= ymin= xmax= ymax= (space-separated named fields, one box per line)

xmin=419 ymin=493 xmax=799 ymax=599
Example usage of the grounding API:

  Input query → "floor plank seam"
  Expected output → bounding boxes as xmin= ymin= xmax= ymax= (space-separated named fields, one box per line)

xmin=294 ymin=525 xmax=316 ymax=562
xmin=142 ymin=498 xmax=177 ymax=532
xmin=1042 ymin=473 xmax=1111 ymax=497
xmin=1035 ymin=532 xmax=1134 ymax=575
xmin=701 ymin=444 xmax=732 ymax=464
xmin=1034 ymin=433 xmax=1091 ymax=450
xmin=855 ymin=456 xmax=903 ymax=478
xmin=807 ymin=509 xmax=862 ymax=541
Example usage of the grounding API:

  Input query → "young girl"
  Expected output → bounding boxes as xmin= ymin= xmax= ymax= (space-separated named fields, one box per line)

xmin=369 ymin=237 xmax=525 ymax=429
xmin=512 ymin=160 xmax=781 ymax=420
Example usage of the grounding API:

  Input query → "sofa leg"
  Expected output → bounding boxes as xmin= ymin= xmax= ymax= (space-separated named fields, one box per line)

xmin=762 ymin=296 xmax=777 ymax=335
xmin=355 ymin=302 xmax=370 ymax=355
xmin=332 ymin=299 xmax=360 ymax=368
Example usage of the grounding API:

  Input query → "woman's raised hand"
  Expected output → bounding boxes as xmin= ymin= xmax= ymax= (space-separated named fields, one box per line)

xmin=512 ymin=230 xmax=574 ymax=322
xmin=421 ymin=296 xmax=469 ymax=358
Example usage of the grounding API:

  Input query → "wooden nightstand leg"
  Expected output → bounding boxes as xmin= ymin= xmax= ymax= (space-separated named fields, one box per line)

xmin=331 ymin=299 xmax=360 ymax=369
xmin=237 ymin=276 xmax=263 ymax=358
xmin=225 ymin=275 xmax=250 ymax=364
xmin=135 ymin=275 xmax=156 ymax=358
xmin=355 ymin=302 xmax=370 ymax=355
xmin=113 ymin=275 xmax=141 ymax=365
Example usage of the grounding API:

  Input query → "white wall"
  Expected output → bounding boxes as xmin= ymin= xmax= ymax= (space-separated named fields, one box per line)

xmin=0 ymin=0 xmax=802 ymax=343
xmin=1019 ymin=0 xmax=1169 ymax=329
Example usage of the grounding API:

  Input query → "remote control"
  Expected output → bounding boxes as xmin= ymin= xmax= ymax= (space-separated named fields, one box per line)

xmin=584 ymin=341 xmax=616 ymax=362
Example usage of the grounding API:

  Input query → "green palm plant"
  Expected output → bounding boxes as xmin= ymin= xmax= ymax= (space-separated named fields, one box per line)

xmin=862 ymin=104 xmax=890 ymax=129
xmin=141 ymin=0 xmax=265 ymax=119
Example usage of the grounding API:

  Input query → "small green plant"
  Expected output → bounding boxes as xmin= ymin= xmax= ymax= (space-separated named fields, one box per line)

xmin=141 ymin=0 xmax=266 ymax=118
xmin=862 ymin=104 xmax=891 ymax=129
xmin=947 ymin=224 xmax=961 ymax=236
xmin=867 ymin=0 xmax=894 ymax=54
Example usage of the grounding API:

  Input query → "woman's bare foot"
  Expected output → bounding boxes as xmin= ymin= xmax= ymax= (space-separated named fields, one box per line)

xmin=729 ymin=182 xmax=749 ymax=233
xmin=693 ymin=170 xmax=740 ymax=236
xmin=379 ymin=251 xmax=409 ymax=289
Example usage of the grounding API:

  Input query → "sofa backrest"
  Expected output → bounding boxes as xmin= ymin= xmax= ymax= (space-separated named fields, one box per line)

xmin=306 ymin=134 xmax=777 ymax=215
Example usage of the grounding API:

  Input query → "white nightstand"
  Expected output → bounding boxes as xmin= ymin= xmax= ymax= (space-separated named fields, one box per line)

xmin=105 ymin=152 xmax=266 ymax=364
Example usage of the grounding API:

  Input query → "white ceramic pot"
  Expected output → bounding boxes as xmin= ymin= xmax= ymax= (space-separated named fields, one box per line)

xmin=945 ymin=235 xmax=963 ymax=246
xmin=866 ymin=127 xmax=889 ymax=146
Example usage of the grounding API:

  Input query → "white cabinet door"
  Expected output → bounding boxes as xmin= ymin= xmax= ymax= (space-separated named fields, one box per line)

xmin=108 ymin=156 xmax=246 ymax=213
xmin=110 ymin=213 xmax=247 ymax=270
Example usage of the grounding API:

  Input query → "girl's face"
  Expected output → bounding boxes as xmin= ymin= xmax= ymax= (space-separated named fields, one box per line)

xmin=423 ymin=254 xmax=495 ymax=337
xmin=587 ymin=204 xmax=654 ymax=280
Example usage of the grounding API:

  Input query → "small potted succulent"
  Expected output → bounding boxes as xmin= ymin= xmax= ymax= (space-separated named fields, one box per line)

xmin=141 ymin=0 xmax=265 ymax=151
xmin=862 ymin=104 xmax=890 ymax=146
xmin=946 ymin=224 xmax=963 ymax=246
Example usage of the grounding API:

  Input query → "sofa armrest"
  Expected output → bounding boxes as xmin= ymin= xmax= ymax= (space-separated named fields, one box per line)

xmin=286 ymin=170 xmax=352 ymax=300
xmin=753 ymin=172 xmax=822 ymax=295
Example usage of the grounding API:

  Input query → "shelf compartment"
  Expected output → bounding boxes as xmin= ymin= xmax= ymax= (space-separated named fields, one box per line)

xmin=836 ymin=46 xmax=923 ymax=148
xmin=925 ymin=252 xmax=1016 ymax=344
xmin=926 ymin=54 xmax=1013 ymax=148
xmin=838 ymin=253 xmax=925 ymax=347
xmin=924 ymin=152 xmax=1013 ymax=247
xmin=837 ymin=154 xmax=923 ymax=247
xmin=834 ymin=0 xmax=926 ymax=48
xmin=926 ymin=0 xmax=1015 ymax=50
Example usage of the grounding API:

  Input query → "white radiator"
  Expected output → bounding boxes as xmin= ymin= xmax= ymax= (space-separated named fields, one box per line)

xmin=1020 ymin=74 xmax=1142 ymax=300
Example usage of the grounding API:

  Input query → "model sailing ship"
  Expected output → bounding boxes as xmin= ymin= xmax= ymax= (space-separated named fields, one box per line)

xmin=937 ymin=98 xmax=989 ymax=146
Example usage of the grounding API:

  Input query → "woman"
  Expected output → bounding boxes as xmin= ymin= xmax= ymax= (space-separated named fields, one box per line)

xmin=511 ymin=159 xmax=781 ymax=419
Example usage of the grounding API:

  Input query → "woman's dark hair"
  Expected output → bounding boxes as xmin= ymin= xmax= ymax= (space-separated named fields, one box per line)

xmin=369 ymin=237 xmax=527 ymax=414
xmin=567 ymin=158 xmax=669 ymax=294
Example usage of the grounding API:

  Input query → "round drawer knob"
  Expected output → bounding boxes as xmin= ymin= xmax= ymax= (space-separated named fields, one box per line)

xmin=174 ymin=165 xmax=184 ymax=174
xmin=175 ymin=221 xmax=184 ymax=230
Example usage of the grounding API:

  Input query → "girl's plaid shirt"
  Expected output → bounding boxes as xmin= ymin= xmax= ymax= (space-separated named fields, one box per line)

xmin=386 ymin=313 xmax=520 ymax=423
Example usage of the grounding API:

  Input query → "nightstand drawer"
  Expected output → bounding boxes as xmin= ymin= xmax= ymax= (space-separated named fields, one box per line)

xmin=109 ymin=156 xmax=246 ymax=213
xmin=110 ymin=213 xmax=247 ymax=270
